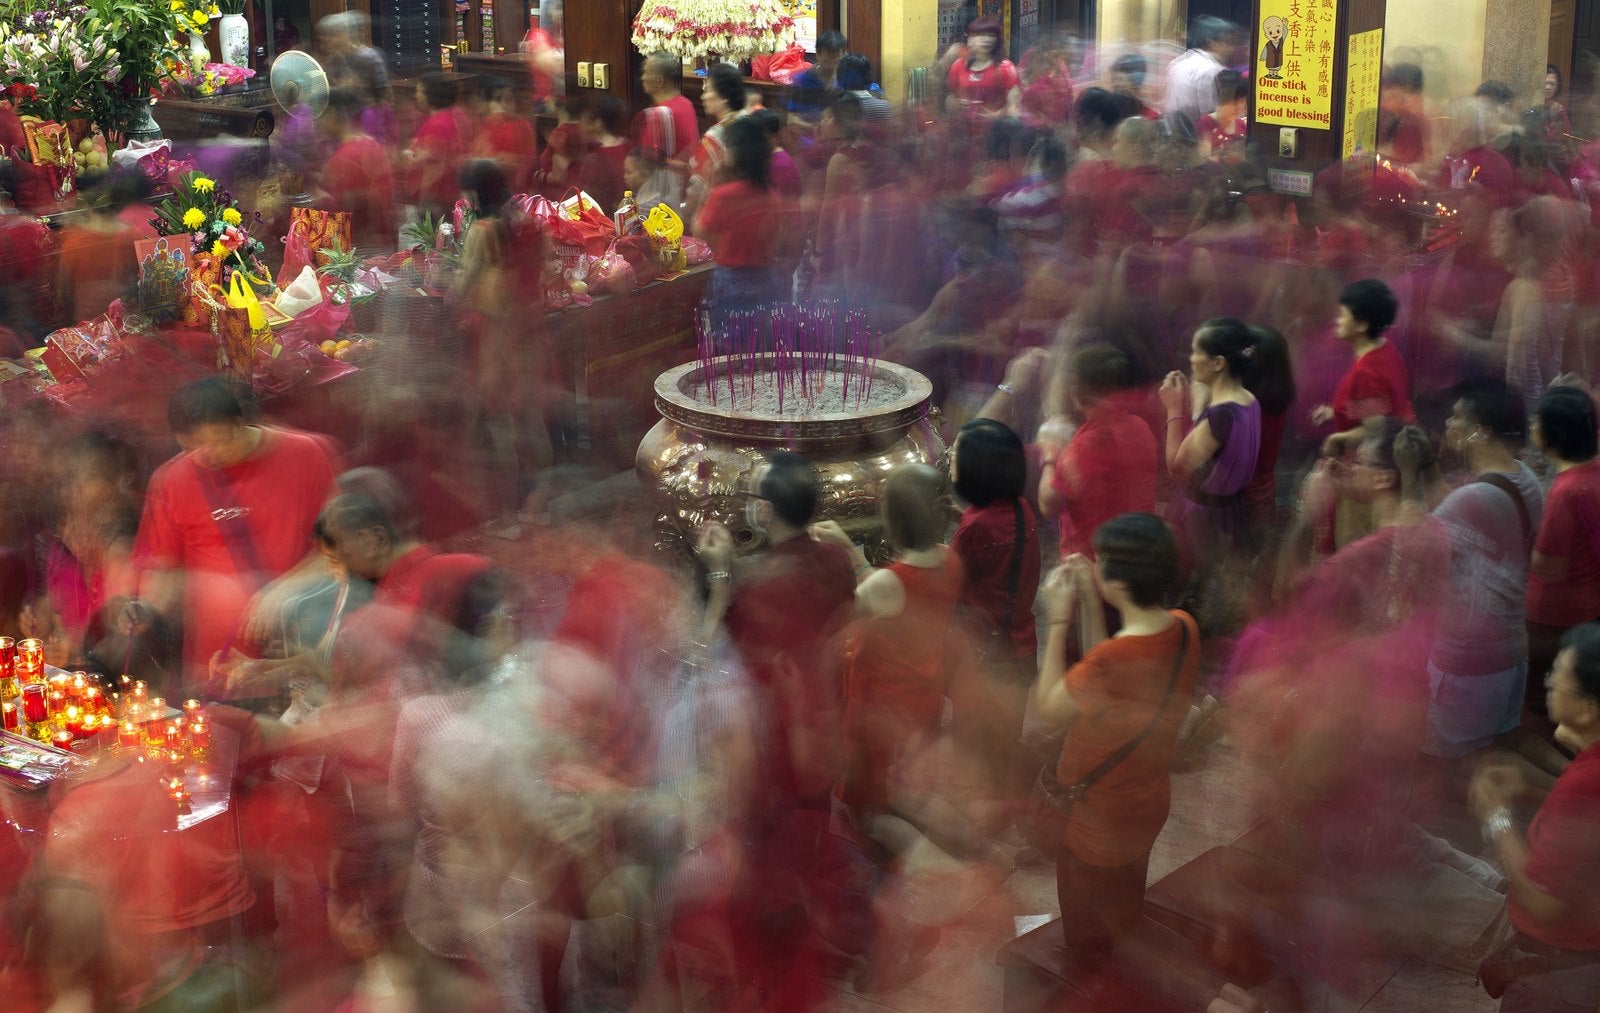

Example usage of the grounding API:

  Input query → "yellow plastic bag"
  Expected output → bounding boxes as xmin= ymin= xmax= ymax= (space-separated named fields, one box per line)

xmin=222 ymin=271 xmax=267 ymax=332
xmin=644 ymin=204 xmax=684 ymax=244
xmin=643 ymin=204 xmax=687 ymax=274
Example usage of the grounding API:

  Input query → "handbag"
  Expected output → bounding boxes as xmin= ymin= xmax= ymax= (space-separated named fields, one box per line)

xmin=1478 ymin=922 xmax=1600 ymax=999
xmin=1028 ymin=619 xmax=1190 ymax=852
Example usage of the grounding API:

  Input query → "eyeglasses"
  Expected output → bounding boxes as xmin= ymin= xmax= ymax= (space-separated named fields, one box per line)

xmin=1544 ymin=672 xmax=1593 ymax=698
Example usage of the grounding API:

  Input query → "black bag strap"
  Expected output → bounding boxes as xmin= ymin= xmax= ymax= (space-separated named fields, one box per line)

xmin=1070 ymin=617 xmax=1190 ymax=795
xmin=1478 ymin=473 xmax=1534 ymax=547
xmin=999 ymin=499 xmax=1027 ymax=643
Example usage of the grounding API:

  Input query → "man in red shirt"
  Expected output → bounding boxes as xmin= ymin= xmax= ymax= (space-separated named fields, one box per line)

xmin=634 ymin=52 xmax=700 ymax=163
xmin=1313 ymin=278 xmax=1417 ymax=458
xmin=132 ymin=377 xmax=341 ymax=693
xmin=316 ymin=87 xmax=398 ymax=254
xmin=1527 ymin=386 xmax=1600 ymax=712
xmin=694 ymin=451 xmax=857 ymax=1005
xmin=698 ymin=451 xmax=857 ymax=806
xmin=1471 ymin=623 xmax=1600 ymax=1010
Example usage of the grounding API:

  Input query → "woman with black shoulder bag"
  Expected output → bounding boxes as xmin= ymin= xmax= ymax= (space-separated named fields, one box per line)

xmin=1030 ymin=512 xmax=1263 ymax=1013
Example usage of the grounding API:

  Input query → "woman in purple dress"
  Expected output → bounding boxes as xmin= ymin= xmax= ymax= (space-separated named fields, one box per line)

xmin=1159 ymin=318 xmax=1263 ymax=633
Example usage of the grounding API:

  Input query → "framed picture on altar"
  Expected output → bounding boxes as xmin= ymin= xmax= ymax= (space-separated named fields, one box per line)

xmin=135 ymin=237 xmax=190 ymax=323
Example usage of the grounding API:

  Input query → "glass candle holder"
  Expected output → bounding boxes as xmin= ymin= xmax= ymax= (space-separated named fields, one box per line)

xmin=21 ymin=683 xmax=47 ymax=724
xmin=16 ymin=639 xmax=43 ymax=681
xmin=117 ymin=721 xmax=140 ymax=748
xmin=2 ymin=701 xmax=16 ymax=732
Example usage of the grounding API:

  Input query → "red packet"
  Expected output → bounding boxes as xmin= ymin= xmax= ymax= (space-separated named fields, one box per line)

xmin=40 ymin=337 xmax=86 ymax=383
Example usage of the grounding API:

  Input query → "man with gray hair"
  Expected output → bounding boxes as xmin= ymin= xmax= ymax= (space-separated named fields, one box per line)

xmin=635 ymin=51 xmax=700 ymax=160
xmin=1162 ymin=16 xmax=1235 ymax=141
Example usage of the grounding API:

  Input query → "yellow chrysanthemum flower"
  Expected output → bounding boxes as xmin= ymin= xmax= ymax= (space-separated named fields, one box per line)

xmin=211 ymin=240 xmax=229 ymax=259
xmin=222 ymin=208 xmax=241 ymax=225
xmin=209 ymin=4 xmax=220 ymax=14
xmin=191 ymin=10 xmax=207 ymax=27
xmin=169 ymin=0 xmax=183 ymax=10
xmin=191 ymin=176 xmax=215 ymax=193
xmin=182 ymin=207 xmax=206 ymax=229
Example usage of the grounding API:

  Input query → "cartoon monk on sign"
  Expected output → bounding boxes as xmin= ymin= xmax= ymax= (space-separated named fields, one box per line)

xmin=1260 ymin=16 xmax=1286 ymax=80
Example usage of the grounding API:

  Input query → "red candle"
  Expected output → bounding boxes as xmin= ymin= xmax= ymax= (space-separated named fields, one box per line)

xmin=63 ymin=705 xmax=83 ymax=736
xmin=132 ymin=680 xmax=147 ymax=701
xmin=21 ymin=683 xmax=46 ymax=724
xmin=117 ymin=721 xmax=139 ymax=748
xmin=46 ymin=688 xmax=66 ymax=717
xmin=85 ymin=686 xmax=103 ymax=710
xmin=51 ymin=729 xmax=73 ymax=751
xmin=190 ymin=719 xmax=212 ymax=750
xmin=163 ymin=723 xmax=180 ymax=749
xmin=69 ymin=673 xmax=87 ymax=701
xmin=0 ymin=635 xmax=15 ymax=681
xmin=183 ymin=698 xmax=202 ymax=720
xmin=2 ymin=702 xmax=16 ymax=731
xmin=148 ymin=696 xmax=166 ymax=717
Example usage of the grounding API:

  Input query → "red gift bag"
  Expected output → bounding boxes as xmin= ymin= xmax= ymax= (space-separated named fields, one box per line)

xmin=517 ymin=193 xmax=587 ymax=277
xmin=558 ymin=189 xmax=616 ymax=256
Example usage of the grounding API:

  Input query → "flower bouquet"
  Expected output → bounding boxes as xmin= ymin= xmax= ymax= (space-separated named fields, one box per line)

xmin=156 ymin=60 xmax=254 ymax=98
xmin=151 ymin=171 xmax=271 ymax=323
xmin=0 ymin=0 xmax=189 ymax=147
xmin=631 ymin=0 xmax=795 ymax=61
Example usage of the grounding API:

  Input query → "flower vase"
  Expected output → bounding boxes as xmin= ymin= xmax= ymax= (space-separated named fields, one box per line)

xmin=219 ymin=14 xmax=249 ymax=69
xmin=189 ymin=31 xmax=211 ymax=71
xmin=125 ymin=97 xmax=162 ymax=143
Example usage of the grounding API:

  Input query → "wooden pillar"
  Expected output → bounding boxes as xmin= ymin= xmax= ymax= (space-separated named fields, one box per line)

xmin=1250 ymin=0 xmax=1387 ymax=191
xmin=849 ymin=0 xmax=884 ymax=80
xmin=564 ymin=0 xmax=650 ymax=114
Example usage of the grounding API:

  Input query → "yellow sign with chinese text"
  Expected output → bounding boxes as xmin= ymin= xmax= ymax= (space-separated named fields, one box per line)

xmin=1342 ymin=28 xmax=1383 ymax=157
xmin=1255 ymin=0 xmax=1338 ymax=129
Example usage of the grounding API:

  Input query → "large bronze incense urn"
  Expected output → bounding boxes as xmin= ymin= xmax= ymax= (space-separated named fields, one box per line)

xmin=637 ymin=355 xmax=944 ymax=557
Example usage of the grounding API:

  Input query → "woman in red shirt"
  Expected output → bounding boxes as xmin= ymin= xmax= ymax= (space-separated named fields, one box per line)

xmin=1032 ymin=514 xmax=1262 ymax=1012
xmin=404 ymin=73 xmax=471 ymax=218
xmin=695 ymin=116 xmax=786 ymax=340
xmin=946 ymin=18 xmax=1021 ymax=118
xmin=952 ymin=418 xmax=1041 ymax=813
xmin=471 ymin=77 xmax=538 ymax=193
xmin=578 ymin=94 xmax=630 ymax=211
xmin=1313 ymin=278 xmax=1416 ymax=459
xmin=1470 ymin=623 xmax=1600 ymax=1011
xmin=1040 ymin=344 xmax=1159 ymax=560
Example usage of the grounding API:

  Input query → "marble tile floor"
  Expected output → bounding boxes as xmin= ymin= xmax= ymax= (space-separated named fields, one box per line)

xmin=666 ymin=738 xmax=1500 ymax=1013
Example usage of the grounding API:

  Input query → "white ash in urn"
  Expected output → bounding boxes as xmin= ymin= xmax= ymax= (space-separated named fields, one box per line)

xmin=689 ymin=368 xmax=906 ymax=416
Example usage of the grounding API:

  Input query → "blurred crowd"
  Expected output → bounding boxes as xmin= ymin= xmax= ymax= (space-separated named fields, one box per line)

xmin=3 ymin=7 xmax=1600 ymax=1013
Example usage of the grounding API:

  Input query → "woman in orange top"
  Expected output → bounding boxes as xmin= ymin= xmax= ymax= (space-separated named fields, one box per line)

xmin=1033 ymin=512 xmax=1264 ymax=1012
xmin=813 ymin=463 xmax=964 ymax=818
